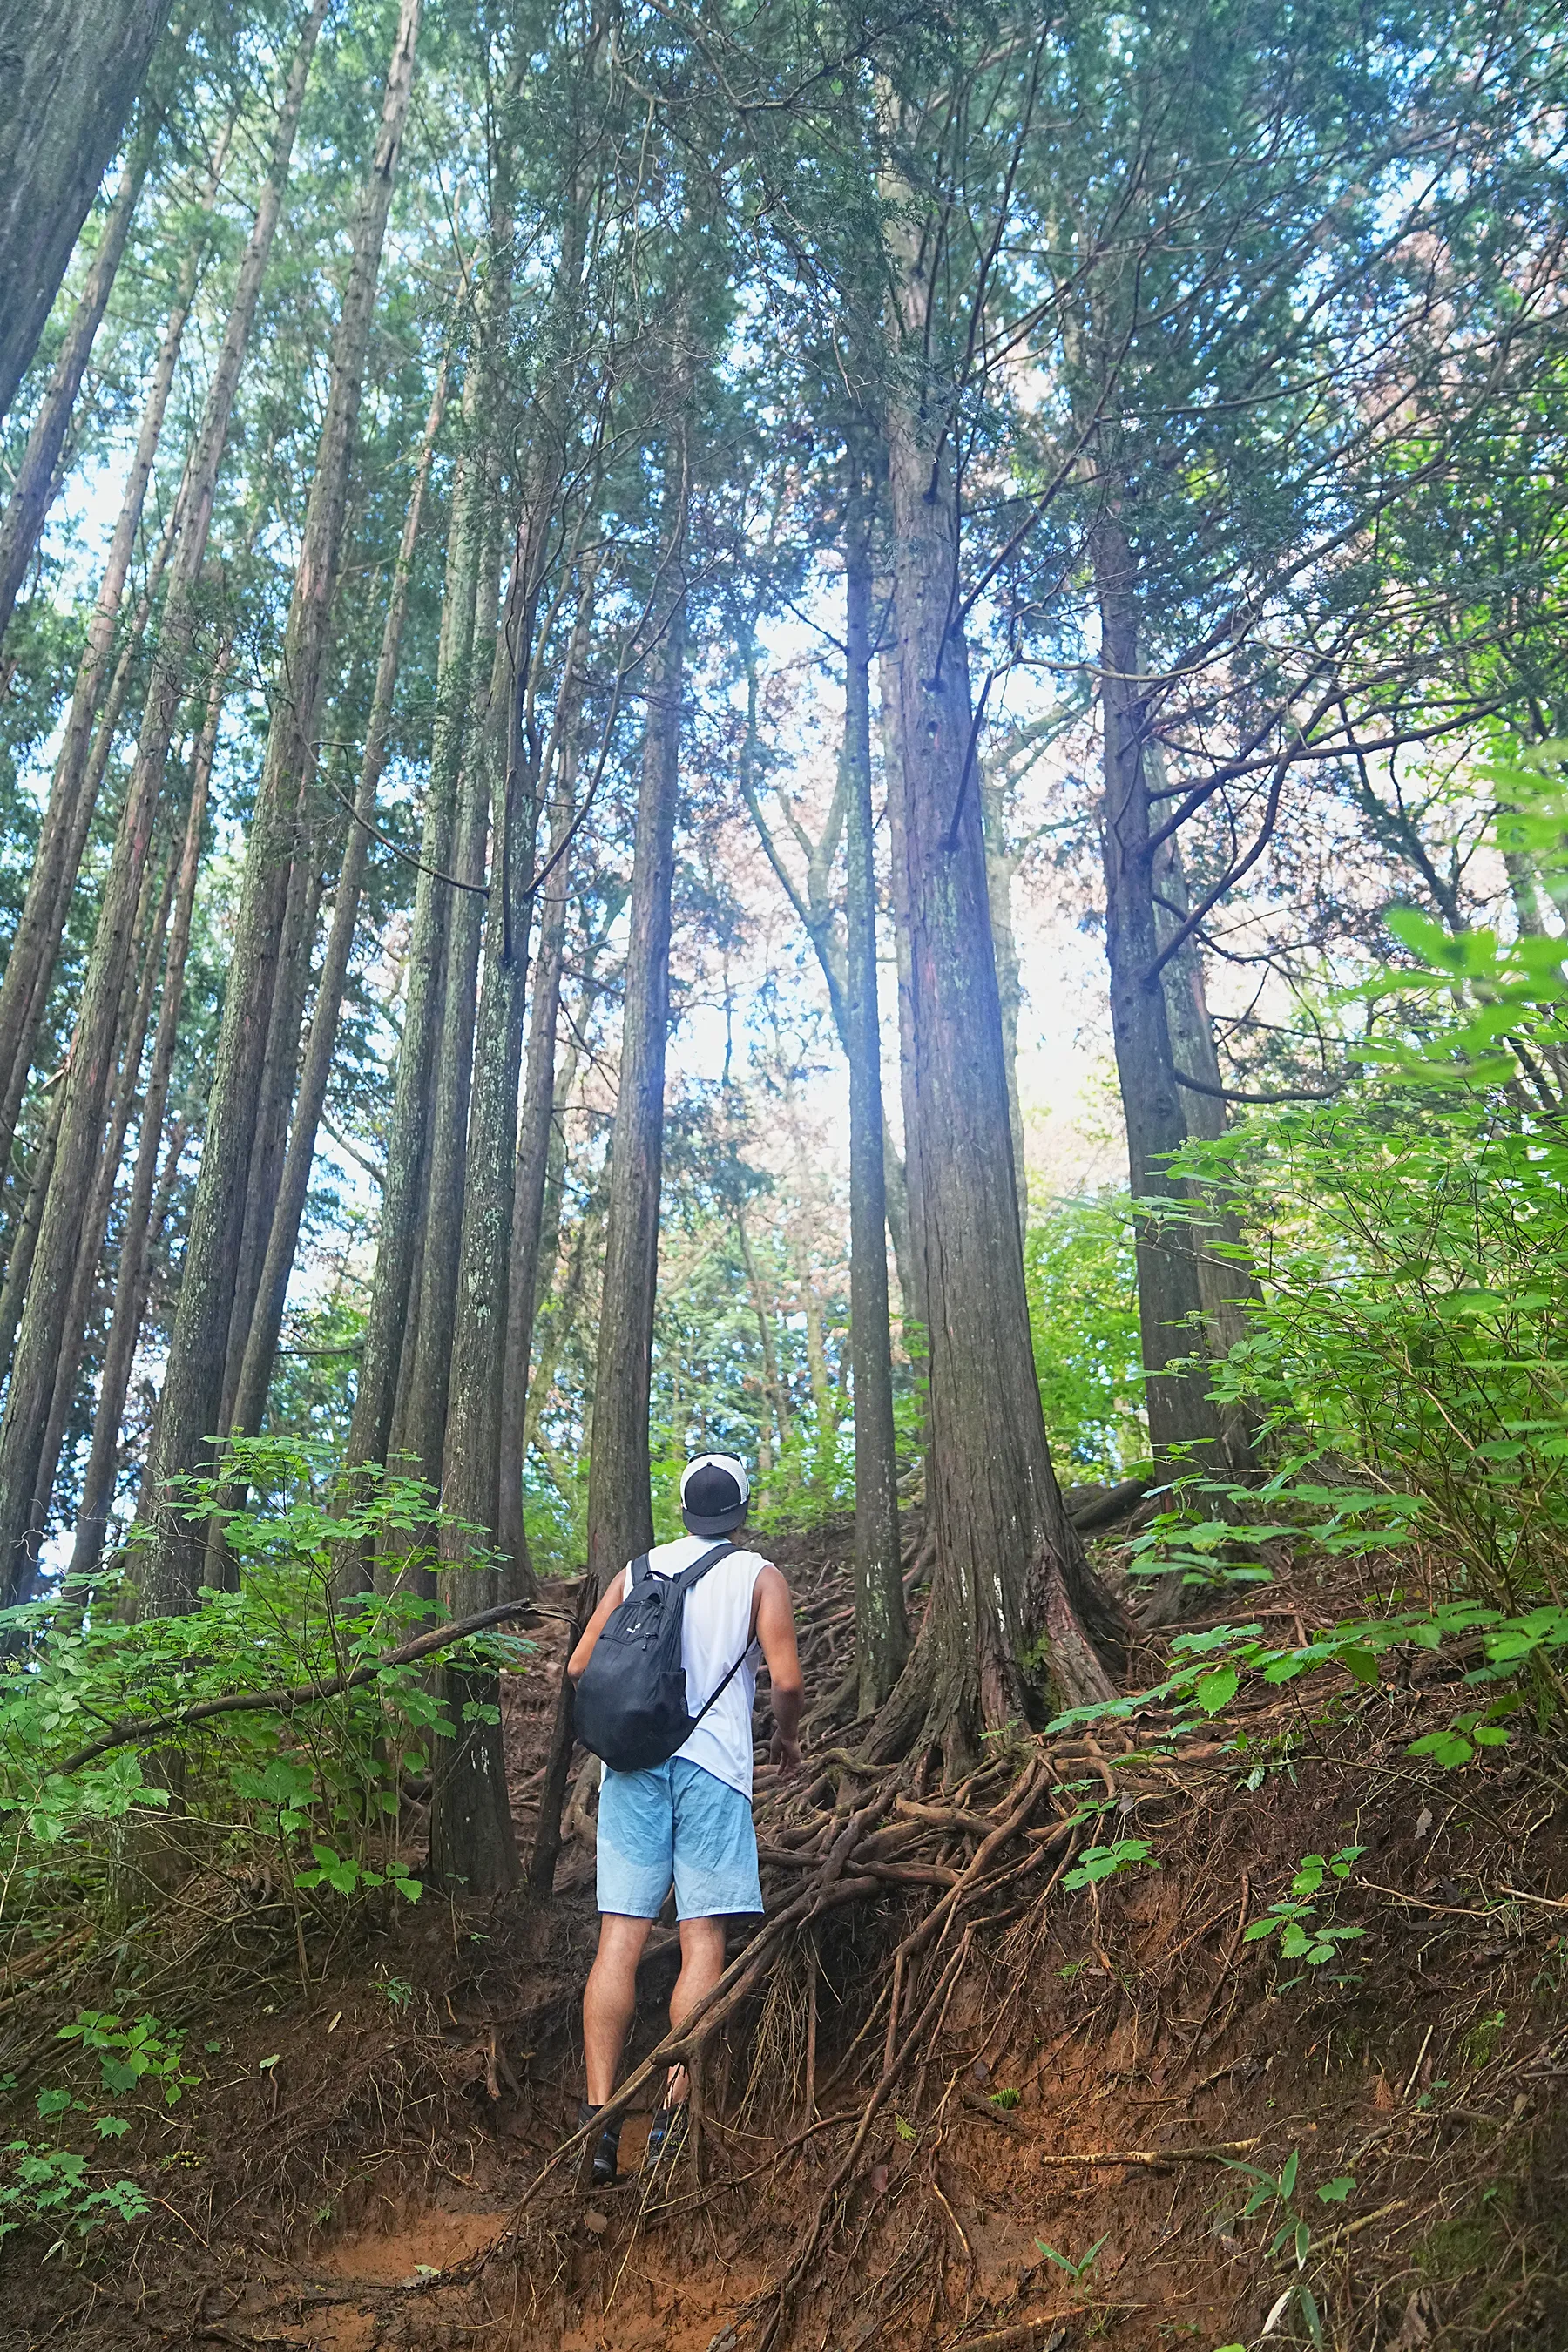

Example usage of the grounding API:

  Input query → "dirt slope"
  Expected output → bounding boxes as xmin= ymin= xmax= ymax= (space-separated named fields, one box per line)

xmin=3 ymin=1539 xmax=1565 ymax=2352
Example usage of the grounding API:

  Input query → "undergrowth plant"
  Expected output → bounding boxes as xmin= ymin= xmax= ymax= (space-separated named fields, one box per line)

xmin=0 ymin=1438 xmax=531 ymax=1936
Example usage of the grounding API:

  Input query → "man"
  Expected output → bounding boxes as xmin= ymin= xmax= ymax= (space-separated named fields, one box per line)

xmin=567 ymin=1452 xmax=804 ymax=2186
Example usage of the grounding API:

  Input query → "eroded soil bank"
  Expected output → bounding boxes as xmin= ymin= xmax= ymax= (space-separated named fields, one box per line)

xmin=3 ymin=1538 xmax=1565 ymax=2351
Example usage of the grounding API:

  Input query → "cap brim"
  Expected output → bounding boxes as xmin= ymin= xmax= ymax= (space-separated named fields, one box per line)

xmin=681 ymin=1506 xmax=747 ymax=1537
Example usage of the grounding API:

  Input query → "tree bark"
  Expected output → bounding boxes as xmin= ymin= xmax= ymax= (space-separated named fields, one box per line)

xmin=879 ymin=186 xmax=1124 ymax=1747
xmin=334 ymin=473 xmax=481 ymax=1592
xmin=585 ymin=557 xmax=687 ymax=1596
xmin=18 ymin=857 xmax=178 ymax=1598
xmin=65 ymin=663 xmax=225 ymax=1593
xmin=1148 ymin=788 xmax=1262 ymax=1471
xmin=737 ymin=652 xmax=916 ymax=1313
xmin=392 ymin=471 xmax=491 ymax=1516
xmin=0 ymin=0 xmax=328 ymax=1596
xmin=0 ymin=193 xmax=206 ymax=1179
xmin=979 ymin=761 xmax=1027 ymax=1235
xmin=141 ymin=0 xmax=420 ymax=1616
xmin=843 ymin=444 xmax=906 ymax=1711
xmin=1092 ymin=510 xmax=1226 ymax=1471
xmin=0 ymin=0 xmax=174 ymax=423
xmin=225 ymin=364 xmax=448 ymax=1464
xmin=0 ymin=1080 xmax=66 ymax=1389
xmin=496 ymin=764 xmax=575 ymax=1596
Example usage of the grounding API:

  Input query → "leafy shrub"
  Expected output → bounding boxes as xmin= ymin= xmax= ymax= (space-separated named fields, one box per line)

xmin=1188 ymin=1087 xmax=1568 ymax=1609
xmin=0 ymin=1438 xmax=531 ymax=1930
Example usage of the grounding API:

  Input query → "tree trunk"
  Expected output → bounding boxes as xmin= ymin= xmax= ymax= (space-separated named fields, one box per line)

xmin=843 ymin=446 xmax=906 ymax=1710
xmin=65 ymin=1120 xmax=186 ymax=1598
xmin=0 ymin=1079 xmax=66 ymax=1389
xmin=392 ymin=475 xmax=491 ymax=1515
xmin=1148 ymin=789 xmax=1261 ymax=1470
xmin=879 ymin=197 xmax=1123 ymax=1747
xmin=333 ymin=490 xmax=480 ymax=1592
xmin=225 ymin=364 xmax=448 ymax=1465
xmin=0 ymin=839 xmax=166 ymax=1602
xmin=0 ymin=108 xmax=165 ymax=645
xmin=18 ymin=857 xmax=177 ymax=1598
xmin=0 ymin=0 xmax=328 ymax=1593
xmin=0 ymin=0 xmax=174 ymax=423
xmin=0 ymin=208 xmax=203 ymax=1179
xmin=140 ymin=0 xmax=420 ymax=1616
xmin=497 ymin=765 xmax=575 ymax=1596
xmin=65 ymin=664 xmax=225 ymax=1593
xmin=425 ymin=607 xmax=545 ymax=1895
xmin=585 ymin=562 xmax=686 ymax=1596
xmin=216 ymin=848 xmax=320 ymax=1420
xmin=1092 ymin=511 xmax=1226 ymax=1471
xmin=979 ymin=762 xmax=1027 ymax=1235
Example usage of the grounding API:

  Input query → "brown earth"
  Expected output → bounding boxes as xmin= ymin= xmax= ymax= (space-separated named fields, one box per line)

xmin=3 ymin=1532 xmax=1565 ymax=2351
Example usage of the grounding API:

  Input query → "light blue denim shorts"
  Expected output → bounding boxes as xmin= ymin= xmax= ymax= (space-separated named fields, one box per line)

xmin=597 ymin=1755 xmax=763 ymax=1921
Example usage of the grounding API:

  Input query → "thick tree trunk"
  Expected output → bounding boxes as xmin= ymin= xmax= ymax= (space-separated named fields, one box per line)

xmin=0 ymin=0 xmax=328 ymax=1594
xmin=226 ymin=368 xmax=447 ymax=1464
xmin=141 ymin=0 xmax=421 ymax=1616
xmin=879 ymin=194 xmax=1124 ymax=1742
xmin=843 ymin=449 xmax=906 ymax=1711
xmin=66 ymin=667 xmax=225 ymax=1592
xmin=585 ymin=571 xmax=686 ymax=1596
xmin=1092 ymin=514 xmax=1226 ymax=1471
xmin=0 ymin=0 xmax=174 ymax=423
xmin=0 ymin=108 xmax=167 ymax=645
xmin=497 ymin=768 xmax=574 ymax=1595
xmin=425 ymin=612 xmax=545 ymax=1893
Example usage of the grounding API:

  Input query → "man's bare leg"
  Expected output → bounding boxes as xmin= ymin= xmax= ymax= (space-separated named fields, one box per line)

xmin=664 ymin=1915 xmax=727 ymax=2106
xmin=584 ymin=1913 xmax=652 ymax=2106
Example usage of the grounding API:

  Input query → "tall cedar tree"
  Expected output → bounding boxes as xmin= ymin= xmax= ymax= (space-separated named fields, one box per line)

xmin=140 ymin=0 xmax=422 ymax=1613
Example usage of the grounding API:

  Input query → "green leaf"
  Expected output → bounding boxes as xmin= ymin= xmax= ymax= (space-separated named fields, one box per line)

xmin=1298 ymin=2282 xmax=1324 ymax=2349
xmin=1280 ymin=2150 xmax=1299 ymax=2199
xmin=1316 ymin=2176 xmax=1355 ymax=2204
xmin=1194 ymin=1666 xmax=1240 ymax=1714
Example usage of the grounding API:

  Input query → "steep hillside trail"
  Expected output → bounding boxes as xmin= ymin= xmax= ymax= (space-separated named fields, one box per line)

xmin=3 ymin=1526 xmax=1565 ymax=2351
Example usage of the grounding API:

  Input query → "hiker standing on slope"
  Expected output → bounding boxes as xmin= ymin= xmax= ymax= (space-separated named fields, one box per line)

xmin=567 ymin=1452 xmax=804 ymax=2186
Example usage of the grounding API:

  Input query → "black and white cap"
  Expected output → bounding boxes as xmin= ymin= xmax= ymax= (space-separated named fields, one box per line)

xmin=679 ymin=1452 xmax=751 ymax=1536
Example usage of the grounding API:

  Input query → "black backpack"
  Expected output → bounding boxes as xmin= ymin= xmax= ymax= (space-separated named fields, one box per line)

xmin=573 ymin=1542 xmax=751 ymax=1774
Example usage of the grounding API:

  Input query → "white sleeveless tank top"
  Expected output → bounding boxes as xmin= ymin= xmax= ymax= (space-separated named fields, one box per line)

xmin=618 ymin=1534 xmax=767 ymax=1797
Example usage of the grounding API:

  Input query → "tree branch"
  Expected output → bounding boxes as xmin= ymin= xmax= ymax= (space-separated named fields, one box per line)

xmin=55 ymin=1598 xmax=565 ymax=1774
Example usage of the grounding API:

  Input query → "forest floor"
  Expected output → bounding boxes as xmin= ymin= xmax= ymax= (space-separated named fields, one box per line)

xmin=3 ymin=1526 xmax=1566 ymax=2352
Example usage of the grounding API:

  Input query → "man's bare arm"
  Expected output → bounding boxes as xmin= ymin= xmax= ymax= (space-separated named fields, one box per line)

xmin=567 ymin=1574 xmax=625 ymax=1683
xmin=754 ymin=1563 xmax=804 ymax=1771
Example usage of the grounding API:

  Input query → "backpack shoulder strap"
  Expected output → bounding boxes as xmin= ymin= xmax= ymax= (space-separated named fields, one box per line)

xmin=627 ymin=1552 xmax=652 ymax=1591
xmin=672 ymin=1539 xmax=736 ymax=1595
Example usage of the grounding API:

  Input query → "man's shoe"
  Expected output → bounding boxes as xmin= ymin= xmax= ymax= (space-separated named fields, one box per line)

xmin=577 ymin=2099 xmax=621 ymax=2187
xmin=644 ymin=2102 xmax=688 ymax=2169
